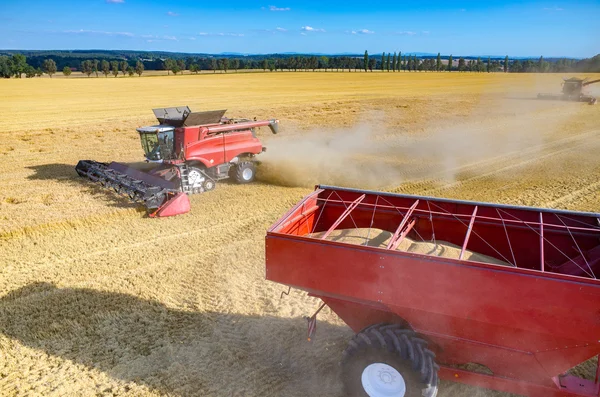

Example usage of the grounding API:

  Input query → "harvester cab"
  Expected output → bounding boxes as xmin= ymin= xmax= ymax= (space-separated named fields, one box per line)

xmin=137 ymin=125 xmax=176 ymax=162
xmin=561 ymin=77 xmax=584 ymax=97
xmin=76 ymin=106 xmax=279 ymax=217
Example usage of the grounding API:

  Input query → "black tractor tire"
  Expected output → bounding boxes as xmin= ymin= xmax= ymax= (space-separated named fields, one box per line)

xmin=341 ymin=323 xmax=439 ymax=397
xmin=232 ymin=161 xmax=256 ymax=184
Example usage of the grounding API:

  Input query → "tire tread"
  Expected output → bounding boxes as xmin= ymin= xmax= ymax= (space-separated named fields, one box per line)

xmin=341 ymin=323 xmax=438 ymax=397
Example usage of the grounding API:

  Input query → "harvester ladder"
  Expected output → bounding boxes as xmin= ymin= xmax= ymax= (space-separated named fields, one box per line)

xmin=179 ymin=164 xmax=191 ymax=194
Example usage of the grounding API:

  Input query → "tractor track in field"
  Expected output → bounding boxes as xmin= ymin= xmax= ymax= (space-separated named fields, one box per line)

xmin=0 ymin=213 xmax=266 ymax=297
xmin=543 ymin=180 xmax=600 ymax=210
xmin=58 ymin=215 xmax=264 ymax=266
xmin=386 ymin=129 xmax=599 ymax=195
xmin=419 ymin=138 xmax=592 ymax=196
xmin=397 ymin=129 xmax=597 ymax=193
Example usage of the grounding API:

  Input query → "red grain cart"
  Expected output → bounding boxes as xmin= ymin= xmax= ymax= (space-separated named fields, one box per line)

xmin=265 ymin=185 xmax=600 ymax=397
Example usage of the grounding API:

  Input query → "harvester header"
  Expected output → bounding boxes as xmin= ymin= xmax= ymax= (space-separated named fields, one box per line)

xmin=76 ymin=106 xmax=279 ymax=217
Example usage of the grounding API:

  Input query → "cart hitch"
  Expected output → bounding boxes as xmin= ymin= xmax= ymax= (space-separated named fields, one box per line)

xmin=305 ymin=302 xmax=327 ymax=342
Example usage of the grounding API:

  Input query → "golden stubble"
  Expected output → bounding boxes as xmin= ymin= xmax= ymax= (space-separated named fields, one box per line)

xmin=1 ymin=71 xmax=599 ymax=396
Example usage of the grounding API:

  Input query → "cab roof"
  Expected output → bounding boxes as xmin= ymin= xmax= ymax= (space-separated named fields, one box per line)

xmin=136 ymin=125 xmax=175 ymax=133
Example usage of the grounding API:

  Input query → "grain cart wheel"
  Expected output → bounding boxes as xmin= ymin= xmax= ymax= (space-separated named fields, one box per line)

xmin=341 ymin=324 xmax=439 ymax=397
xmin=232 ymin=161 xmax=256 ymax=184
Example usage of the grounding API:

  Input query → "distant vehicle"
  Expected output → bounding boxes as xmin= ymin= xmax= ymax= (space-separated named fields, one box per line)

xmin=538 ymin=77 xmax=599 ymax=104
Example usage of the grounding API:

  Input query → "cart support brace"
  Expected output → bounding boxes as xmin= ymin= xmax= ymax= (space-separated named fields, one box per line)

xmin=306 ymin=302 xmax=327 ymax=342
xmin=321 ymin=194 xmax=365 ymax=240
xmin=459 ymin=206 xmax=478 ymax=260
xmin=387 ymin=199 xmax=419 ymax=250
xmin=540 ymin=212 xmax=545 ymax=272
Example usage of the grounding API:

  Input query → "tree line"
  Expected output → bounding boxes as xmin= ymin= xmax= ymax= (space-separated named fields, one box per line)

xmin=78 ymin=59 xmax=145 ymax=77
xmin=1 ymin=51 xmax=599 ymax=78
xmin=365 ymin=52 xmax=589 ymax=73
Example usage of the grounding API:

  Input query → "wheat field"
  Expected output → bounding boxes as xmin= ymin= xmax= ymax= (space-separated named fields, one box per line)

xmin=1 ymin=72 xmax=599 ymax=397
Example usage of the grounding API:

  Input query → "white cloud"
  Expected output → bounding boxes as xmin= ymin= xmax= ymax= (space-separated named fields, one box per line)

xmin=355 ymin=29 xmax=374 ymax=35
xmin=167 ymin=11 xmax=179 ymax=16
xmin=422 ymin=30 xmax=430 ymax=34
xmin=301 ymin=26 xmax=325 ymax=32
xmin=269 ymin=5 xmax=290 ymax=11
xmin=253 ymin=27 xmax=287 ymax=34
xmin=543 ymin=6 xmax=564 ymax=11
xmin=140 ymin=34 xmax=179 ymax=41
xmin=300 ymin=32 xmax=307 ymax=36
xmin=396 ymin=31 xmax=417 ymax=36
xmin=198 ymin=32 xmax=244 ymax=37
xmin=105 ymin=0 xmax=124 ymax=3
xmin=63 ymin=29 xmax=134 ymax=37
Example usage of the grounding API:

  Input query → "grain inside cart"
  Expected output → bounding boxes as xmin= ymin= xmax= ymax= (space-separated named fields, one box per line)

xmin=265 ymin=185 xmax=600 ymax=397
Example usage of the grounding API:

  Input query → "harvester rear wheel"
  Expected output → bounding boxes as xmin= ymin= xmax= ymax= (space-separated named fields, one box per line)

xmin=341 ymin=323 xmax=439 ymax=397
xmin=232 ymin=161 xmax=256 ymax=184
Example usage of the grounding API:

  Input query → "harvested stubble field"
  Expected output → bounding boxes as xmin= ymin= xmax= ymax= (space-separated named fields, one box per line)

xmin=1 ymin=71 xmax=599 ymax=397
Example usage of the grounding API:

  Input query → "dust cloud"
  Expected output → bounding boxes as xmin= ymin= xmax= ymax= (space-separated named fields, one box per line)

xmin=257 ymin=93 xmax=582 ymax=191
xmin=587 ymin=84 xmax=600 ymax=98
xmin=257 ymin=111 xmax=407 ymax=189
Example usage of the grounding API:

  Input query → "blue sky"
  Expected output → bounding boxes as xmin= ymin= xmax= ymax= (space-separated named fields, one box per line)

xmin=1 ymin=0 xmax=598 ymax=57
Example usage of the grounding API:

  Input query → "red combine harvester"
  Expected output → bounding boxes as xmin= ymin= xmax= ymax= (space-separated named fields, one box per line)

xmin=538 ymin=77 xmax=600 ymax=105
xmin=76 ymin=106 xmax=279 ymax=217
xmin=265 ymin=185 xmax=600 ymax=397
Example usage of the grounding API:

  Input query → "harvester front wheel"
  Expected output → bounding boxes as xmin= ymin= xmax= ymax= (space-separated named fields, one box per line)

xmin=232 ymin=161 xmax=256 ymax=184
xmin=341 ymin=323 xmax=439 ymax=397
xmin=203 ymin=179 xmax=216 ymax=191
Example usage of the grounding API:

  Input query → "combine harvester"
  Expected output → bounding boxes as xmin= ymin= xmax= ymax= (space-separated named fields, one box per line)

xmin=76 ymin=106 xmax=278 ymax=217
xmin=266 ymin=185 xmax=600 ymax=397
xmin=538 ymin=77 xmax=599 ymax=104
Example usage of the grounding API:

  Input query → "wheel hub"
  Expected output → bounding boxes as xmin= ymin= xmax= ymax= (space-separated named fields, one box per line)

xmin=361 ymin=363 xmax=406 ymax=397
xmin=242 ymin=168 xmax=253 ymax=181
xmin=188 ymin=169 xmax=205 ymax=188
